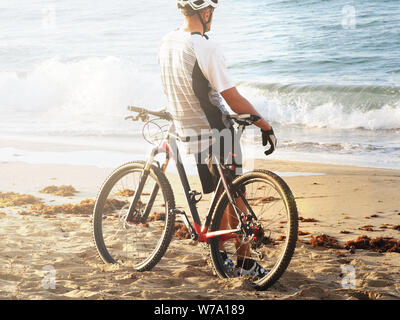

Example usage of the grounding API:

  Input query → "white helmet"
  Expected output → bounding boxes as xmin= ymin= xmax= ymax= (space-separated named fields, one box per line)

xmin=177 ymin=0 xmax=219 ymax=11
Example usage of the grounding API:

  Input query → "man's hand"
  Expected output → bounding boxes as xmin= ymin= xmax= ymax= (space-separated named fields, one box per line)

xmin=261 ymin=128 xmax=277 ymax=156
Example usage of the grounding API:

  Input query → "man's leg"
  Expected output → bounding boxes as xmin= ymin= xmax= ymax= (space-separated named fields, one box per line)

xmin=218 ymin=129 xmax=251 ymax=261
xmin=220 ymin=194 xmax=250 ymax=260
xmin=219 ymin=197 xmax=250 ymax=261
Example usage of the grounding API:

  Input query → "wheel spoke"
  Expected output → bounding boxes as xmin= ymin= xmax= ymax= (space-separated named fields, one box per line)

xmin=93 ymin=163 xmax=175 ymax=271
xmin=210 ymin=171 xmax=298 ymax=290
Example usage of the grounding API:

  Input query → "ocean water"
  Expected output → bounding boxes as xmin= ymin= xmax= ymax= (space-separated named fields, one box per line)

xmin=1 ymin=0 xmax=399 ymax=170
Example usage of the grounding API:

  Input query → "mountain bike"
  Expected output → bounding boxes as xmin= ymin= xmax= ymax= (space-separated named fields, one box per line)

xmin=92 ymin=106 xmax=298 ymax=290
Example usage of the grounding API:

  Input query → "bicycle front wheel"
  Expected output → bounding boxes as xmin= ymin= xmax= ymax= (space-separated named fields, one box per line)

xmin=92 ymin=161 xmax=176 ymax=271
xmin=209 ymin=170 xmax=298 ymax=290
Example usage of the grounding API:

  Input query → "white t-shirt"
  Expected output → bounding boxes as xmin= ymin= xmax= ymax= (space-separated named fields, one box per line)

xmin=158 ymin=28 xmax=234 ymax=153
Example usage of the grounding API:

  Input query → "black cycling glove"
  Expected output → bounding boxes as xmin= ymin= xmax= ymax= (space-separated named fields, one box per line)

xmin=261 ymin=128 xmax=277 ymax=156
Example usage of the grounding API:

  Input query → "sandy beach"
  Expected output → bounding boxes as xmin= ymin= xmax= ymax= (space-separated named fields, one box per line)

xmin=2 ymin=0 xmax=400 ymax=304
xmin=0 ymin=157 xmax=399 ymax=300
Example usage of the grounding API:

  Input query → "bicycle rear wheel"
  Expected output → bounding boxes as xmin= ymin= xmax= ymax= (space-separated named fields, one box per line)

xmin=92 ymin=161 xmax=175 ymax=271
xmin=209 ymin=170 xmax=298 ymax=290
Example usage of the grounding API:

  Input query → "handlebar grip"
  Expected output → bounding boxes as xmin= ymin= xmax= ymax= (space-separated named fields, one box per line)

xmin=250 ymin=115 xmax=261 ymax=122
xmin=127 ymin=106 xmax=145 ymax=113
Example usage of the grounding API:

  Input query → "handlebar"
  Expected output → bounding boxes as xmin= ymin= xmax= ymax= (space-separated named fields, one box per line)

xmin=126 ymin=106 xmax=173 ymax=121
xmin=227 ymin=114 xmax=261 ymax=126
xmin=126 ymin=106 xmax=275 ymax=156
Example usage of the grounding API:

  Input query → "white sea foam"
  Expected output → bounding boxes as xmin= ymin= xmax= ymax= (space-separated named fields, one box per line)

xmin=0 ymin=57 xmax=166 ymax=135
xmin=240 ymin=85 xmax=400 ymax=131
xmin=1 ymin=57 xmax=399 ymax=137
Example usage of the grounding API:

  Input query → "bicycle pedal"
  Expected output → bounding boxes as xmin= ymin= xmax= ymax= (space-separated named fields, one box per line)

xmin=170 ymin=209 xmax=186 ymax=216
xmin=189 ymin=190 xmax=202 ymax=204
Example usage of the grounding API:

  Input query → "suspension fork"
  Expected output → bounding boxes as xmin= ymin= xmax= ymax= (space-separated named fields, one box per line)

xmin=125 ymin=144 xmax=170 ymax=224
xmin=139 ymin=153 xmax=170 ymax=224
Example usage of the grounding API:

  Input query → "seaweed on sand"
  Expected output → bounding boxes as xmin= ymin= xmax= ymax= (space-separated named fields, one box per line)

xmin=115 ymin=189 xmax=135 ymax=197
xmin=345 ymin=235 xmax=400 ymax=253
xmin=148 ymin=212 xmax=166 ymax=222
xmin=299 ymin=216 xmax=319 ymax=223
xmin=115 ymin=189 xmax=150 ymax=197
xmin=39 ymin=185 xmax=78 ymax=197
xmin=309 ymin=234 xmax=343 ymax=249
xmin=25 ymin=198 xmax=127 ymax=217
xmin=359 ymin=225 xmax=374 ymax=232
xmin=174 ymin=223 xmax=190 ymax=240
xmin=0 ymin=192 xmax=42 ymax=208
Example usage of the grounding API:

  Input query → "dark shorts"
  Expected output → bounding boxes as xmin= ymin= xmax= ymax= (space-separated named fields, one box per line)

xmin=194 ymin=128 xmax=243 ymax=194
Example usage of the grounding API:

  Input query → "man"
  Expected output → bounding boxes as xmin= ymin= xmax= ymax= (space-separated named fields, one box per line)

xmin=158 ymin=0 xmax=276 ymax=277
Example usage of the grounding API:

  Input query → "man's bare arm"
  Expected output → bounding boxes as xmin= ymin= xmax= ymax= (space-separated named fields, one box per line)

xmin=221 ymin=87 xmax=272 ymax=131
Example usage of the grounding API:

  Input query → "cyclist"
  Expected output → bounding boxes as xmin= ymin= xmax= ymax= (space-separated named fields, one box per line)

xmin=158 ymin=0 xmax=277 ymax=277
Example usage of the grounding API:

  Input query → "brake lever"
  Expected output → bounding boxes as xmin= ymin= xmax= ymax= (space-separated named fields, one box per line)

xmin=139 ymin=113 xmax=149 ymax=122
xmin=250 ymin=115 xmax=261 ymax=123
xmin=124 ymin=112 xmax=149 ymax=122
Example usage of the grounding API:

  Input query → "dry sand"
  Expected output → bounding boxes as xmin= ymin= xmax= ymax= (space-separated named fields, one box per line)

xmin=0 ymin=159 xmax=399 ymax=300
